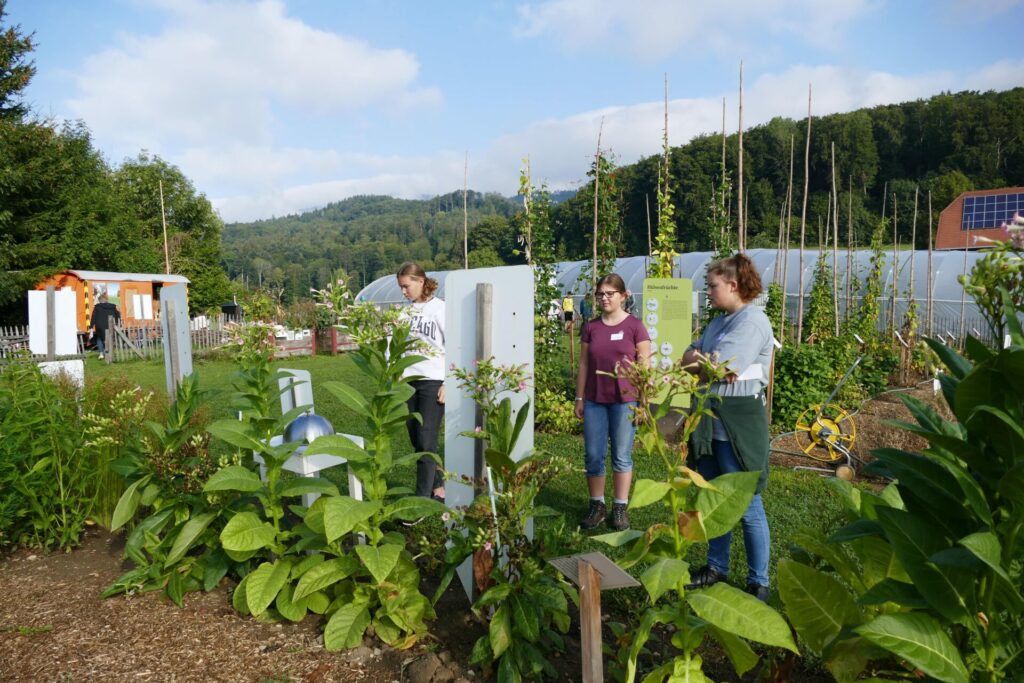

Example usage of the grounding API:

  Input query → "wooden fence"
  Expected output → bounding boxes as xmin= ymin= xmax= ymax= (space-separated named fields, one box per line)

xmin=0 ymin=324 xmax=87 ymax=360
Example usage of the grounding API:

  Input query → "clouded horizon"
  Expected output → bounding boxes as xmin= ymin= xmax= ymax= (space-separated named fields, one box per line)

xmin=10 ymin=0 xmax=1024 ymax=222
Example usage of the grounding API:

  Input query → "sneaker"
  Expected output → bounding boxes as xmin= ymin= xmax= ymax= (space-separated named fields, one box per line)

xmin=686 ymin=565 xmax=726 ymax=590
xmin=579 ymin=500 xmax=607 ymax=530
xmin=609 ymin=503 xmax=630 ymax=531
xmin=746 ymin=583 xmax=770 ymax=604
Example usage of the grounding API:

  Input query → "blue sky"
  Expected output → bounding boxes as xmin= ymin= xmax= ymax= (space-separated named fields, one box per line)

xmin=8 ymin=0 xmax=1024 ymax=223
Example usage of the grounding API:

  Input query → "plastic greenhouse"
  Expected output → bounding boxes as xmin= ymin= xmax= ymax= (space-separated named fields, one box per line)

xmin=356 ymin=249 xmax=1004 ymax=343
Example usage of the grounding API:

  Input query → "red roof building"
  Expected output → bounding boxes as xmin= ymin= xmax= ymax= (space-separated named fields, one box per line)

xmin=935 ymin=187 xmax=1024 ymax=250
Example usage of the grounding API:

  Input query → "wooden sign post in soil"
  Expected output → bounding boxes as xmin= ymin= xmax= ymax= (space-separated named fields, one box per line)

xmin=548 ymin=552 xmax=640 ymax=683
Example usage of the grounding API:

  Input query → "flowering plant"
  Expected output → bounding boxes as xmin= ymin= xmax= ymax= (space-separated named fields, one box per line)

xmin=440 ymin=358 xmax=578 ymax=681
xmin=961 ymin=212 xmax=1024 ymax=342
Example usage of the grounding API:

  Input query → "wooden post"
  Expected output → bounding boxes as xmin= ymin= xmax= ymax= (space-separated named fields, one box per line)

xmin=45 ymin=286 xmax=56 ymax=361
xmin=166 ymin=299 xmax=181 ymax=397
xmin=796 ymin=84 xmax=812 ymax=345
xmin=474 ymin=283 xmax=493 ymax=496
xmin=578 ymin=558 xmax=603 ymax=683
xmin=737 ymin=60 xmax=745 ymax=252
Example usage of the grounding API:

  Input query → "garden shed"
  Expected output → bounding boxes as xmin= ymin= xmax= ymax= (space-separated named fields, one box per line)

xmin=35 ymin=269 xmax=190 ymax=333
xmin=357 ymin=249 xmax=998 ymax=342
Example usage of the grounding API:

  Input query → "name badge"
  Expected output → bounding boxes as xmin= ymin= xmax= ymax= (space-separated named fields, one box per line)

xmin=610 ymin=332 xmax=624 ymax=341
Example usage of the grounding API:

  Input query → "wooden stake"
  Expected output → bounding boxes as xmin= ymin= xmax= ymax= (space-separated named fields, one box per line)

xmin=909 ymin=187 xmax=919 ymax=331
xmin=796 ymin=84 xmax=812 ymax=345
xmin=959 ymin=232 xmax=969 ymax=347
xmin=645 ymin=193 xmax=653 ymax=271
xmin=781 ymin=134 xmax=795 ymax=342
xmin=891 ymin=193 xmax=898 ymax=336
xmin=578 ymin=559 xmax=603 ymax=683
xmin=831 ymin=142 xmax=839 ymax=336
xmin=463 ymin=151 xmax=469 ymax=270
xmin=592 ymin=117 xmax=604 ymax=293
xmin=846 ymin=176 xmax=853 ymax=325
xmin=927 ymin=191 xmax=934 ymax=337
xmin=737 ymin=60 xmax=745 ymax=252
xmin=159 ymin=179 xmax=170 ymax=275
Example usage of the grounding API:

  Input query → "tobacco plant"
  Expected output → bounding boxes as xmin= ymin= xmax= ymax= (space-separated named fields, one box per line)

xmin=441 ymin=358 xmax=579 ymax=681
xmin=778 ymin=230 xmax=1024 ymax=682
xmin=595 ymin=358 xmax=798 ymax=682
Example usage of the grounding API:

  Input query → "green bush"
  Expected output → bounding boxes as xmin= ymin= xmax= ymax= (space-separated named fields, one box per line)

xmin=534 ymin=387 xmax=579 ymax=434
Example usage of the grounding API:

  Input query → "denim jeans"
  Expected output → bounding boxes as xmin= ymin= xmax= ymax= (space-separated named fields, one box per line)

xmin=697 ymin=439 xmax=771 ymax=587
xmin=406 ymin=379 xmax=445 ymax=497
xmin=583 ymin=400 xmax=637 ymax=477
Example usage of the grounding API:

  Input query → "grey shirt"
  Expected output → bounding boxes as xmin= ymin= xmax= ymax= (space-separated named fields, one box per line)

xmin=690 ymin=304 xmax=774 ymax=439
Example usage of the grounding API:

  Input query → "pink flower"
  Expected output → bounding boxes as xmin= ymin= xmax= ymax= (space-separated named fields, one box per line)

xmin=474 ymin=426 xmax=483 ymax=432
xmin=484 ymin=541 xmax=493 ymax=551
xmin=517 ymin=381 xmax=527 ymax=391
xmin=441 ymin=512 xmax=450 ymax=522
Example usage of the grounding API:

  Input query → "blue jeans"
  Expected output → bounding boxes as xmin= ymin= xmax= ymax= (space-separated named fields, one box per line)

xmin=583 ymin=401 xmax=637 ymax=477
xmin=697 ymin=439 xmax=771 ymax=587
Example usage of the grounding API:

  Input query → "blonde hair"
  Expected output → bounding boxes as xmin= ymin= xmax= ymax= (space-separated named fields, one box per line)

xmin=396 ymin=261 xmax=439 ymax=298
xmin=706 ymin=253 xmax=763 ymax=302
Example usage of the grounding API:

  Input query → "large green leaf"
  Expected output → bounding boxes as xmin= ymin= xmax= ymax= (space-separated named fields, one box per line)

xmin=293 ymin=556 xmax=360 ymax=600
xmin=999 ymin=462 xmax=1024 ymax=505
xmin=777 ymin=559 xmax=862 ymax=655
xmin=203 ymin=465 xmax=263 ymax=493
xmin=354 ymin=544 xmax=401 ymax=584
xmin=686 ymin=582 xmax=797 ymax=652
xmin=856 ymin=579 xmax=929 ymax=608
xmin=279 ymin=477 xmax=339 ymax=499
xmin=630 ymin=479 xmax=672 ymax=509
xmin=382 ymin=496 xmax=447 ymax=521
xmin=207 ymin=419 xmax=269 ymax=453
xmin=489 ymin=603 xmax=512 ymax=657
xmin=245 ymin=559 xmax=292 ymax=616
xmin=165 ymin=512 xmax=217 ymax=566
xmin=220 ymin=511 xmax=276 ymax=552
xmin=275 ymin=583 xmax=308 ymax=622
xmin=692 ymin=471 xmax=759 ymax=539
xmin=924 ymin=337 xmax=971 ymax=380
xmin=305 ymin=434 xmax=372 ymax=462
xmin=870 ymin=449 xmax=976 ymax=523
xmin=855 ymin=613 xmax=968 ymax=683
xmin=322 ymin=381 xmax=371 ymax=418
xmin=706 ymin=624 xmax=759 ymax=677
xmin=509 ymin=592 xmax=540 ymax=642
xmin=640 ymin=558 xmax=689 ymax=604
xmin=790 ymin=529 xmax=864 ymax=593
xmin=110 ymin=475 xmax=151 ymax=531
xmin=323 ymin=497 xmax=381 ymax=542
xmin=875 ymin=507 xmax=973 ymax=623
xmin=592 ymin=529 xmax=644 ymax=547
xmin=324 ymin=603 xmax=371 ymax=650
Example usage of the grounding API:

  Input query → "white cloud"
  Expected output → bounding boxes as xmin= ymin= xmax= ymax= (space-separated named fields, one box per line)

xmin=65 ymin=0 xmax=440 ymax=154
xmin=514 ymin=0 xmax=876 ymax=59
xmin=210 ymin=60 xmax=1023 ymax=222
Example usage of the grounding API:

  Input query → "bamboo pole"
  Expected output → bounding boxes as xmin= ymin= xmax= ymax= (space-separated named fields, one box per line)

xmin=927 ymin=191 xmax=935 ymax=337
xmin=159 ymin=180 xmax=170 ymax=275
xmin=846 ymin=176 xmax=853 ymax=324
xmin=796 ymin=85 xmax=812 ymax=345
xmin=721 ymin=98 xmax=727 ymax=206
xmin=463 ymin=151 xmax=469 ymax=269
xmin=959 ymin=231 xmax=969 ymax=347
xmin=737 ymin=60 xmax=745 ymax=252
xmin=781 ymin=134 xmax=795 ymax=343
xmin=909 ymin=187 xmax=919 ymax=333
xmin=592 ymin=117 xmax=604 ymax=292
xmin=891 ymin=193 xmax=898 ymax=336
xmin=645 ymin=193 xmax=653 ymax=273
xmin=831 ymin=142 xmax=839 ymax=336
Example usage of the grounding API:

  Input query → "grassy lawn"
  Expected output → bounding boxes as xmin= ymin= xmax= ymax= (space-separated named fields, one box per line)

xmin=86 ymin=351 xmax=848 ymax=607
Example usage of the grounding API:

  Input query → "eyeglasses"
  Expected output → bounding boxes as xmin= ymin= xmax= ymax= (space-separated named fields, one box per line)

xmin=595 ymin=290 xmax=621 ymax=299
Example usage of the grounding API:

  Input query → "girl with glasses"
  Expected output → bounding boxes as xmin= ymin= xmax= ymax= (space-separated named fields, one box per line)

xmin=573 ymin=274 xmax=651 ymax=531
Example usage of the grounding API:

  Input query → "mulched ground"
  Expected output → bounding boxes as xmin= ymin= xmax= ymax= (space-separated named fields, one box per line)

xmin=0 ymin=384 xmax=951 ymax=682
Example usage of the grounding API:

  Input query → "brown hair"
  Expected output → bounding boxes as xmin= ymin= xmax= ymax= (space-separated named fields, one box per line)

xmin=706 ymin=253 xmax=763 ymax=302
xmin=595 ymin=273 xmax=627 ymax=294
xmin=396 ymin=261 xmax=439 ymax=298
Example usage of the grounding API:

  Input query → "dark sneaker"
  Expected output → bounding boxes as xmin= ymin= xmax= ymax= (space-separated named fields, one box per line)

xmin=579 ymin=500 xmax=607 ymax=530
xmin=609 ymin=503 xmax=630 ymax=531
xmin=686 ymin=564 xmax=726 ymax=590
xmin=746 ymin=583 xmax=770 ymax=603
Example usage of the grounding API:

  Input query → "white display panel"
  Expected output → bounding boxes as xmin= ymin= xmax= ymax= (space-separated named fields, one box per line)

xmin=27 ymin=289 xmax=77 ymax=356
xmin=443 ymin=265 xmax=534 ymax=598
xmin=160 ymin=285 xmax=193 ymax=396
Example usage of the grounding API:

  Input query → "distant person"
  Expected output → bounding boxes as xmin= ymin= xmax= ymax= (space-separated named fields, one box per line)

xmin=562 ymin=294 xmax=575 ymax=332
xmin=90 ymin=294 xmax=120 ymax=356
xmin=682 ymin=253 xmax=773 ymax=603
xmin=574 ymin=274 xmax=651 ymax=531
xmin=579 ymin=296 xmax=592 ymax=321
xmin=396 ymin=262 xmax=446 ymax=503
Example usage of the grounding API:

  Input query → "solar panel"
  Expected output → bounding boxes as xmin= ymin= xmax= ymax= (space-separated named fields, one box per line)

xmin=961 ymin=192 xmax=1023 ymax=230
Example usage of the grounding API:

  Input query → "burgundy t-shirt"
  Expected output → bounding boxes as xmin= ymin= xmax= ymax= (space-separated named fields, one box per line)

xmin=581 ymin=315 xmax=650 ymax=403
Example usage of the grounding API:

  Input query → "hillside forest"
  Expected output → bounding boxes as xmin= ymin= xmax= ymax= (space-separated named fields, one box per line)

xmin=1 ymin=0 xmax=1022 ymax=321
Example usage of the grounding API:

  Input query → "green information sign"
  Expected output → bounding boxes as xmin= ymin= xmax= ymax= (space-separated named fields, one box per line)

xmin=642 ymin=278 xmax=693 ymax=407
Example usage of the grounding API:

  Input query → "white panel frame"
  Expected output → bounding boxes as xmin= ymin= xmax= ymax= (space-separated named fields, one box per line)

xmin=28 ymin=289 xmax=77 ymax=356
xmin=443 ymin=265 xmax=535 ymax=599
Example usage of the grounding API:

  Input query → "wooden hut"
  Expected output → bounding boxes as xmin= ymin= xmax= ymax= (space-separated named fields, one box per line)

xmin=35 ymin=270 xmax=190 ymax=333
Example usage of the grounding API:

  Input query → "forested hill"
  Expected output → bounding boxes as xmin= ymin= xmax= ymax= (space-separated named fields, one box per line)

xmin=222 ymin=191 xmax=524 ymax=297
xmin=223 ymin=87 xmax=1023 ymax=300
